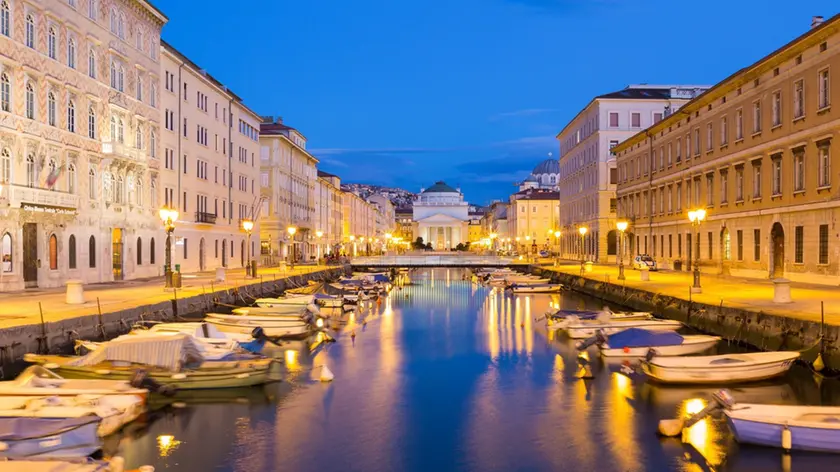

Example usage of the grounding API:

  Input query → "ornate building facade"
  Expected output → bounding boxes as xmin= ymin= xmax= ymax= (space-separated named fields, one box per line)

xmin=412 ymin=181 xmax=469 ymax=250
xmin=0 ymin=0 xmax=166 ymax=290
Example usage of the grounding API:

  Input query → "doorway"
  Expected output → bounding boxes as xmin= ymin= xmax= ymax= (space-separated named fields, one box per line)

xmin=23 ymin=223 xmax=37 ymax=288
xmin=222 ymin=239 xmax=227 ymax=267
xmin=686 ymin=233 xmax=692 ymax=271
xmin=771 ymin=222 xmax=785 ymax=278
xmin=111 ymin=228 xmax=123 ymax=281
xmin=199 ymin=238 xmax=206 ymax=272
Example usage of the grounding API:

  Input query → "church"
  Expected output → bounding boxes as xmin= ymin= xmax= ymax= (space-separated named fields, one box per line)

xmin=517 ymin=157 xmax=560 ymax=191
xmin=412 ymin=181 xmax=470 ymax=250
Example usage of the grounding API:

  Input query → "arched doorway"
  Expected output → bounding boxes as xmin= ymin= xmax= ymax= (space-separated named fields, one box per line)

xmin=221 ymin=239 xmax=227 ymax=267
xmin=111 ymin=228 xmax=123 ymax=281
xmin=720 ymin=227 xmax=731 ymax=261
xmin=771 ymin=222 xmax=785 ymax=278
xmin=240 ymin=240 xmax=245 ymax=267
xmin=606 ymin=230 xmax=617 ymax=257
xmin=199 ymin=238 xmax=206 ymax=272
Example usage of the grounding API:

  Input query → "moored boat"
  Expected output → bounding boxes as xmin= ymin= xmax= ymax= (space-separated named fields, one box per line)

xmin=587 ymin=328 xmax=719 ymax=357
xmin=0 ymin=394 xmax=145 ymax=437
xmin=642 ymin=351 xmax=799 ymax=384
xmin=0 ymin=367 xmax=147 ymax=402
xmin=205 ymin=312 xmax=318 ymax=339
xmin=565 ymin=319 xmax=683 ymax=339
xmin=0 ymin=416 xmax=102 ymax=458
xmin=546 ymin=309 xmax=652 ymax=330
xmin=507 ymin=283 xmax=564 ymax=293
xmin=254 ymin=295 xmax=315 ymax=307
xmin=0 ymin=456 xmax=144 ymax=472
xmin=724 ymin=402 xmax=840 ymax=453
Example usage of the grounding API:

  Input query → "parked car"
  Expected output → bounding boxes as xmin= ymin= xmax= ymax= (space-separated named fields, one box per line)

xmin=632 ymin=254 xmax=657 ymax=271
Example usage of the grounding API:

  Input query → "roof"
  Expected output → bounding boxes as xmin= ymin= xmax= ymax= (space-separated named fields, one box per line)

xmin=260 ymin=122 xmax=298 ymax=135
xmin=317 ymin=170 xmax=338 ymax=179
xmin=595 ymin=88 xmax=671 ymax=100
xmin=513 ymin=189 xmax=559 ymax=201
xmin=612 ymin=14 xmax=840 ymax=154
xmin=422 ymin=181 xmax=460 ymax=194
xmin=533 ymin=159 xmax=559 ymax=175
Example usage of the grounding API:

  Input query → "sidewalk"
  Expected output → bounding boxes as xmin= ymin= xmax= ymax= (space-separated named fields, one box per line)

xmin=543 ymin=261 xmax=840 ymax=326
xmin=0 ymin=265 xmax=337 ymax=330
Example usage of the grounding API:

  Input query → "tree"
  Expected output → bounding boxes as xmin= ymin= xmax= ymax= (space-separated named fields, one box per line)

xmin=412 ymin=237 xmax=426 ymax=250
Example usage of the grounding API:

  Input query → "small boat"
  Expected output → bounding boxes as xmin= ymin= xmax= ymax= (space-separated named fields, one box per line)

xmin=0 ymin=367 xmax=147 ymax=401
xmin=254 ymin=295 xmax=315 ymax=307
xmin=0 ymin=394 xmax=145 ymax=437
xmin=0 ymin=456 xmax=142 ymax=472
xmin=507 ymin=283 xmax=564 ymax=293
xmin=235 ymin=305 xmax=314 ymax=316
xmin=285 ymin=281 xmax=323 ymax=295
xmin=565 ymin=319 xmax=683 ymax=339
xmin=24 ymin=334 xmax=275 ymax=390
xmin=0 ymin=416 xmax=102 ymax=458
xmin=642 ymin=351 xmax=799 ymax=384
xmin=588 ymin=328 xmax=719 ymax=357
xmin=313 ymin=293 xmax=344 ymax=308
xmin=546 ymin=309 xmax=652 ymax=330
xmin=206 ymin=313 xmax=318 ymax=339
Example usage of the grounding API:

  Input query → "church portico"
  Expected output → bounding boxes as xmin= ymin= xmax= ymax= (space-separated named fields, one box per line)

xmin=415 ymin=215 xmax=468 ymax=250
xmin=412 ymin=181 xmax=470 ymax=249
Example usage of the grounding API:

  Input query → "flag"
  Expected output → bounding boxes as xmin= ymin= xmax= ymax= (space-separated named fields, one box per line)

xmin=45 ymin=164 xmax=65 ymax=189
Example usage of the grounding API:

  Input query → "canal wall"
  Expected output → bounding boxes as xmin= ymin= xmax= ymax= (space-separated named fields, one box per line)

xmin=532 ymin=266 xmax=839 ymax=370
xmin=0 ymin=267 xmax=346 ymax=374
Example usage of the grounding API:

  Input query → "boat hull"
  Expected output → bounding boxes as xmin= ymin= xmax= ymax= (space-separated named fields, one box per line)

xmin=600 ymin=335 xmax=719 ymax=357
xmin=0 ymin=417 xmax=102 ymax=458
xmin=510 ymin=285 xmax=563 ymax=293
xmin=643 ymin=358 xmax=795 ymax=384
xmin=207 ymin=318 xmax=312 ymax=339
xmin=566 ymin=320 xmax=682 ymax=339
xmin=726 ymin=410 xmax=840 ymax=453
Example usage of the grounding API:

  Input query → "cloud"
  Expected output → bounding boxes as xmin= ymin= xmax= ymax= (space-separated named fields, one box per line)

xmin=489 ymin=108 xmax=559 ymax=121
xmin=309 ymin=147 xmax=451 ymax=157
xmin=320 ymin=158 xmax=349 ymax=168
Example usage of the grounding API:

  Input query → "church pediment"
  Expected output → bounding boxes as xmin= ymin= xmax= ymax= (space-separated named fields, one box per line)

xmin=415 ymin=213 xmax=467 ymax=223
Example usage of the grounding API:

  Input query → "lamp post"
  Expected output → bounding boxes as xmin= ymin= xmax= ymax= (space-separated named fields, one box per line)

xmin=242 ymin=219 xmax=254 ymax=277
xmin=287 ymin=226 xmax=297 ymax=269
xmin=688 ymin=209 xmax=706 ymax=293
xmin=578 ymin=226 xmax=588 ymax=270
xmin=158 ymin=206 xmax=179 ymax=288
xmin=553 ymin=230 xmax=561 ymax=265
xmin=489 ymin=232 xmax=497 ymax=253
xmin=316 ymin=230 xmax=323 ymax=260
xmin=616 ymin=221 xmax=628 ymax=281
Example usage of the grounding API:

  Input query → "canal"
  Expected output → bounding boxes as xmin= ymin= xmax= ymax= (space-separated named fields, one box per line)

xmin=113 ymin=268 xmax=838 ymax=471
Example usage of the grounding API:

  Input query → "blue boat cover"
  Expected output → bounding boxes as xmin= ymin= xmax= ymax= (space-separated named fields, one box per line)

xmin=607 ymin=328 xmax=683 ymax=348
xmin=371 ymin=274 xmax=389 ymax=282
xmin=338 ymin=280 xmax=364 ymax=286
xmin=236 ymin=338 xmax=266 ymax=354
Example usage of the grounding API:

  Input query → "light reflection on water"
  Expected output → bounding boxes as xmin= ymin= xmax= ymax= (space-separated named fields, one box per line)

xmin=112 ymin=269 xmax=839 ymax=472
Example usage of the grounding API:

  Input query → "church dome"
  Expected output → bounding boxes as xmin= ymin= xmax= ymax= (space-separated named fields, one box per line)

xmin=422 ymin=181 xmax=460 ymax=193
xmin=524 ymin=175 xmax=538 ymax=182
xmin=533 ymin=159 xmax=559 ymax=175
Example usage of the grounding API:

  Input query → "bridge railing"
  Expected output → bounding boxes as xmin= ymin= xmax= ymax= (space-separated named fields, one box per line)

xmin=349 ymin=255 xmax=529 ymax=266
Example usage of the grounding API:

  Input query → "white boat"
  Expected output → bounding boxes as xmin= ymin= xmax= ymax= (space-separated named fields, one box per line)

xmin=0 ymin=393 xmax=145 ymax=437
xmin=508 ymin=284 xmax=563 ymax=293
xmin=724 ymin=402 xmax=840 ymax=453
xmin=547 ymin=310 xmax=651 ymax=331
xmin=565 ymin=319 xmax=683 ymax=339
xmin=314 ymin=294 xmax=344 ymax=308
xmin=205 ymin=312 xmax=315 ymax=339
xmin=234 ymin=305 xmax=315 ymax=316
xmin=0 ymin=457 xmax=140 ymax=472
xmin=642 ymin=351 xmax=799 ymax=384
xmin=254 ymin=295 xmax=314 ymax=307
xmin=595 ymin=328 xmax=720 ymax=357
xmin=343 ymin=292 xmax=373 ymax=302
xmin=0 ymin=367 xmax=148 ymax=401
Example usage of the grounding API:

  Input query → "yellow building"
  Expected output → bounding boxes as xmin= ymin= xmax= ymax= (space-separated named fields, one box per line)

xmin=614 ymin=15 xmax=840 ymax=285
xmin=509 ymin=189 xmax=560 ymax=254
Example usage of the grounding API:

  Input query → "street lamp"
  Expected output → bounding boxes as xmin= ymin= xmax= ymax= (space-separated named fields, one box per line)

xmin=616 ymin=221 xmax=628 ymax=281
xmin=688 ymin=209 xmax=707 ymax=293
xmin=316 ymin=230 xmax=323 ymax=260
xmin=158 ymin=206 xmax=179 ymax=288
xmin=287 ymin=226 xmax=297 ymax=268
xmin=578 ymin=226 xmax=588 ymax=269
xmin=242 ymin=219 xmax=255 ymax=277
xmin=553 ymin=230 xmax=561 ymax=263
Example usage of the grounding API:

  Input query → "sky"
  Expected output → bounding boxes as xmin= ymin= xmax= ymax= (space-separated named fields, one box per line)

xmin=155 ymin=0 xmax=838 ymax=205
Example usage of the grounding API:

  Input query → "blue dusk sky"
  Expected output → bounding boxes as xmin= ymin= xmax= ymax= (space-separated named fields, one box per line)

xmin=156 ymin=0 xmax=837 ymax=205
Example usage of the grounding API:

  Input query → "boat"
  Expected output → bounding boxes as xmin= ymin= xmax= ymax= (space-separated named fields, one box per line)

xmin=24 ymin=334 xmax=275 ymax=390
xmin=0 ymin=366 xmax=148 ymax=401
xmin=642 ymin=351 xmax=799 ymax=384
xmin=507 ymin=283 xmax=564 ymax=293
xmin=234 ymin=305 xmax=314 ymax=316
xmin=254 ymin=295 xmax=315 ymax=307
xmin=313 ymin=293 xmax=344 ymax=308
xmin=588 ymin=328 xmax=719 ymax=357
xmin=0 ymin=456 xmax=144 ymax=472
xmin=0 ymin=394 xmax=145 ymax=437
xmin=546 ymin=309 xmax=652 ymax=330
xmin=565 ymin=319 xmax=683 ymax=339
xmin=206 ymin=313 xmax=317 ymax=338
xmin=0 ymin=416 xmax=102 ymax=458
xmin=285 ymin=281 xmax=323 ymax=295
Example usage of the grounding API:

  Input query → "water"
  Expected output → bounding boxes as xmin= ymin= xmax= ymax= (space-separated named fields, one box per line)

xmin=111 ymin=268 xmax=840 ymax=471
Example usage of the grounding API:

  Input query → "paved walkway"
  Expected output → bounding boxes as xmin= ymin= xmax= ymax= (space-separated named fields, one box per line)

xmin=543 ymin=261 xmax=840 ymax=326
xmin=0 ymin=265 xmax=338 ymax=330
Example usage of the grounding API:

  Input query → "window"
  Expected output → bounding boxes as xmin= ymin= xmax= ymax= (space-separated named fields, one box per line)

xmin=68 ymin=235 xmax=76 ymax=269
xmin=735 ymin=109 xmax=743 ymax=140
xmin=753 ymin=101 xmax=762 ymax=133
xmin=69 ymin=0 xmax=76 ymax=8
xmin=706 ymin=175 xmax=714 ymax=206
xmin=25 ymin=82 xmax=34 ymax=119
xmin=89 ymin=236 xmax=96 ymax=268
xmin=631 ymin=112 xmax=640 ymax=128
xmin=26 ymin=154 xmax=35 ymax=187
xmin=1 ymin=232 xmax=10 ymax=273
xmin=67 ymin=163 xmax=76 ymax=194
xmin=68 ymin=39 xmax=76 ymax=69
xmin=88 ymin=168 xmax=96 ymax=199
xmin=88 ymin=49 xmax=96 ymax=79
xmin=48 ymin=234 xmax=57 ymax=270
xmin=48 ymin=27 xmax=56 ymax=59
xmin=820 ymin=69 xmax=830 ymax=109
xmin=88 ymin=0 xmax=96 ymax=20
xmin=754 ymin=229 xmax=761 ymax=262
xmin=117 ymin=13 xmax=124 ymax=39
xmin=752 ymin=161 xmax=762 ymax=198
xmin=150 ymin=84 xmax=157 ymax=108
xmin=653 ymin=112 xmax=663 ymax=123
xmin=693 ymin=129 xmax=700 ymax=156
xmin=88 ymin=106 xmax=96 ymax=139
xmin=667 ymin=143 xmax=672 ymax=166
xmin=150 ymin=238 xmax=156 ymax=265
xmin=706 ymin=123 xmax=713 ymax=150
xmin=0 ymin=148 xmax=9 ymax=184
xmin=686 ymin=135 xmax=691 ymax=158
xmin=820 ymin=225 xmax=829 ymax=265
xmin=150 ymin=130 xmax=156 ymax=158
xmin=819 ymin=143 xmax=831 ymax=187
xmin=707 ymin=232 xmax=713 ymax=259
xmin=25 ymin=14 xmax=34 ymax=48
xmin=737 ymin=230 xmax=743 ymax=261
xmin=794 ymin=149 xmax=804 ymax=192
xmin=136 ymin=75 xmax=143 ymax=101
xmin=772 ymin=91 xmax=781 ymax=126
xmin=794 ymin=226 xmax=804 ymax=264
xmin=0 ymin=1 xmax=9 ymax=37
xmin=735 ymin=166 xmax=744 ymax=201
xmin=720 ymin=170 xmax=728 ymax=204
xmin=720 ymin=117 xmax=728 ymax=145
xmin=136 ymin=237 xmax=142 ymax=265
xmin=0 ymin=73 xmax=8 ymax=112
xmin=47 ymin=92 xmax=56 ymax=126
xmin=676 ymin=182 xmax=682 ymax=211
xmin=67 ymin=100 xmax=76 ymax=133
xmin=609 ymin=112 xmax=618 ymax=128
xmin=793 ymin=80 xmax=804 ymax=119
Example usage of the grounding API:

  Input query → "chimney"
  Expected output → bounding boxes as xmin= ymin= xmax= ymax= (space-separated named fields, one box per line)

xmin=261 ymin=115 xmax=274 ymax=124
xmin=812 ymin=16 xmax=825 ymax=28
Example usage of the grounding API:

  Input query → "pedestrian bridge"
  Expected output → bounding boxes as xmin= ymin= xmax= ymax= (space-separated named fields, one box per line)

xmin=349 ymin=255 xmax=530 ymax=268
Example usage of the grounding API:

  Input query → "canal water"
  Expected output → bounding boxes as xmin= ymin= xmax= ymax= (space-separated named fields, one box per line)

xmin=112 ymin=268 xmax=839 ymax=471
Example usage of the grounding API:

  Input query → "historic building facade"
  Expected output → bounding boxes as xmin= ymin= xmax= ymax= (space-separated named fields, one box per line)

xmin=556 ymin=84 xmax=709 ymax=262
xmin=159 ymin=41 xmax=261 ymax=274
xmin=412 ymin=181 xmax=469 ymax=250
xmin=341 ymin=189 xmax=377 ymax=256
xmin=509 ymin=189 xmax=559 ymax=254
xmin=517 ymin=158 xmax=559 ymax=191
xmin=614 ymin=16 xmax=840 ymax=284
xmin=0 ymin=0 xmax=166 ymax=290
xmin=313 ymin=170 xmax=342 ymax=258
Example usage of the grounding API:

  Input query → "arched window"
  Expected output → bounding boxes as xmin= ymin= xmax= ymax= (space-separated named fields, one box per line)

xmin=25 ymin=154 xmax=35 ymax=187
xmin=110 ymin=115 xmax=116 ymax=138
xmin=102 ymin=172 xmax=112 ymax=202
xmin=48 ymin=234 xmax=57 ymax=270
xmin=88 ymin=48 xmax=96 ymax=79
xmin=135 ymin=124 xmax=142 ymax=149
xmin=25 ymin=82 xmax=34 ymax=119
xmin=118 ymin=118 xmax=124 ymax=143
xmin=25 ymin=15 xmax=34 ymax=48
xmin=150 ymin=130 xmax=156 ymax=158
xmin=0 ymin=1 xmax=9 ymax=37
xmin=135 ymin=29 xmax=143 ymax=52
xmin=0 ymin=232 xmax=10 ymax=273
xmin=0 ymin=73 xmax=9 ymax=112
xmin=88 ymin=0 xmax=96 ymax=20
xmin=150 ymin=238 xmax=155 ymax=265
xmin=0 ymin=148 xmax=10 ymax=184
xmin=135 ymin=178 xmax=143 ymax=206
xmin=117 ymin=13 xmax=124 ymax=39
xmin=118 ymin=66 xmax=124 ymax=92
xmin=88 ymin=235 xmax=96 ymax=268
xmin=150 ymin=83 xmax=157 ymax=108
xmin=136 ymin=237 xmax=142 ymax=265
xmin=47 ymin=26 xmax=56 ymax=59
xmin=110 ymin=61 xmax=116 ymax=88
xmin=88 ymin=106 xmax=96 ymax=139
xmin=47 ymin=92 xmax=56 ymax=126
xmin=68 ymin=38 xmax=76 ymax=69
xmin=115 ymin=174 xmax=124 ymax=203
xmin=68 ymin=0 xmax=76 ymax=8
xmin=67 ymin=100 xmax=76 ymax=132
xmin=88 ymin=167 xmax=96 ymax=199
xmin=550 ymin=175 xmax=556 ymax=184
xmin=109 ymin=8 xmax=117 ymax=34
xmin=136 ymin=75 xmax=143 ymax=101
xmin=67 ymin=163 xmax=76 ymax=194
xmin=68 ymin=234 xmax=77 ymax=269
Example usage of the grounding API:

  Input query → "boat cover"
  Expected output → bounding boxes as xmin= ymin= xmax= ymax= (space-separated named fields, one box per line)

xmin=606 ymin=328 xmax=683 ymax=348
xmin=370 ymin=274 xmax=389 ymax=282
xmin=66 ymin=334 xmax=205 ymax=371
xmin=0 ymin=417 xmax=100 ymax=441
xmin=549 ymin=309 xmax=601 ymax=319
xmin=314 ymin=293 xmax=339 ymax=300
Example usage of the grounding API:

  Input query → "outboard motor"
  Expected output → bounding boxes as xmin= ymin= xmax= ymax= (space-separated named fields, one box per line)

xmin=306 ymin=303 xmax=320 ymax=315
xmin=575 ymin=329 xmax=608 ymax=351
xmin=130 ymin=369 xmax=177 ymax=397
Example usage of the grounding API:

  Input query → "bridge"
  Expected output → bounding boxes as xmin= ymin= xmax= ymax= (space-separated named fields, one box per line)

xmin=349 ymin=255 xmax=531 ymax=268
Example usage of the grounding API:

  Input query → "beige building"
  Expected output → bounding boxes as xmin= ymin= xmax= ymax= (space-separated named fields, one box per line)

xmin=342 ymin=190 xmax=376 ymax=255
xmin=614 ymin=15 xmax=840 ymax=285
xmin=259 ymin=117 xmax=318 ymax=264
xmin=314 ymin=170 xmax=342 ymax=257
xmin=367 ymin=193 xmax=395 ymax=239
xmin=0 ymin=0 xmax=166 ymax=290
xmin=480 ymin=201 xmax=509 ymax=249
xmin=159 ymin=41 xmax=261 ymax=274
xmin=509 ymin=189 xmax=559 ymax=254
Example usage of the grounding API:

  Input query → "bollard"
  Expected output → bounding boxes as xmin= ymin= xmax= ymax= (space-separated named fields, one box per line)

xmin=215 ymin=267 xmax=226 ymax=282
xmin=584 ymin=261 xmax=593 ymax=273
xmin=772 ymin=278 xmax=792 ymax=303
xmin=640 ymin=267 xmax=650 ymax=282
xmin=65 ymin=279 xmax=85 ymax=304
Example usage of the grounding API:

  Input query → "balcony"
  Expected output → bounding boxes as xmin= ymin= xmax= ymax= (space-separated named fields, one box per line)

xmin=6 ymin=184 xmax=79 ymax=213
xmin=195 ymin=212 xmax=218 ymax=224
xmin=101 ymin=141 xmax=147 ymax=164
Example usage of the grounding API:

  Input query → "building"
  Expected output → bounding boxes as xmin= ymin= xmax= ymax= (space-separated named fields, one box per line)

xmin=613 ymin=15 xmax=840 ymax=285
xmin=159 ymin=41 xmax=261 ymax=274
xmin=259 ymin=117 xmax=318 ymax=264
xmin=342 ymin=190 xmax=376 ymax=255
xmin=395 ymin=206 xmax=413 ymax=242
xmin=481 ymin=201 xmax=510 ymax=248
xmin=517 ymin=157 xmax=560 ymax=191
xmin=313 ymin=170 xmax=342 ymax=258
xmin=556 ymin=84 xmax=710 ymax=262
xmin=366 ymin=193 xmax=395 ymax=238
xmin=412 ymin=181 xmax=469 ymax=250
xmin=0 ymin=0 xmax=166 ymax=290
xmin=509 ymin=189 xmax=560 ymax=254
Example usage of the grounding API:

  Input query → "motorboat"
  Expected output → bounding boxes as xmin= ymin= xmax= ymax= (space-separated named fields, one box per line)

xmin=642 ymin=351 xmax=799 ymax=384
xmin=0 ymin=367 xmax=147 ymax=402
xmin=0 ymin=394 xmax=145 ymax=437
xmin=254 ymin=294 xmax=315 ymax=307
xmin=24 ymin=334 xmax=275 ymax=390
xmin=565 ymin=319 xmax=683 ymax=339
xmin=584 ymin=328 xmax=719 ymax=357
xmin=313 ymin=293 xmax=344 ymax=308
xmin=285 ymin=281 xmax=323 ymax=295
xmin=546 ymin=309 xmax=652 ymax=330
xmin=206 ymin=312 xmax=319 ymax=339
xmin=0 ymin=416 xmax=102 ymax=458
xmin=235 ymin=305 xmax=314 ymax=316
xmin=0 ymin=456 xmax=141 ymax=471
xmin=507 ymin=283 xmax=564 ymax=293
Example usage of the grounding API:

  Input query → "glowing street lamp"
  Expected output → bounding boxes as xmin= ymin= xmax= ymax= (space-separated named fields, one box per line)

xmin=242 ymin=219 xmax=255 ymax=277
xmin=287 ymin=226 xmax=297 ymax=268
xmin=688 ymin=209 xmax=707 ymax=293
xmin=158 ymin=206 xmax=179 ymax=288
xmin=578 ymin=226 xmax=588 ymax=266
xmin=616 ymin=221 xmax=629 ymax=281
